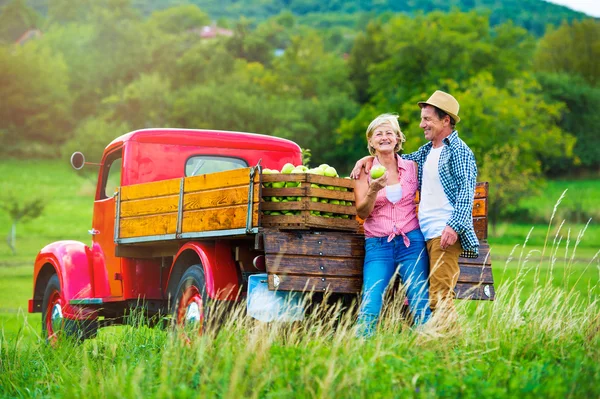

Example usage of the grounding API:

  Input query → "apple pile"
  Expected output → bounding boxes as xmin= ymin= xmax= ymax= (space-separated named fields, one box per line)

xmin=261 ymin=163 xmax=354 ymax=218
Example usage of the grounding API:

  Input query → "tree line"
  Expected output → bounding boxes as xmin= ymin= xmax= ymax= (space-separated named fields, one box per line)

xmin=0 ymin=0 xmax=598 ymax=225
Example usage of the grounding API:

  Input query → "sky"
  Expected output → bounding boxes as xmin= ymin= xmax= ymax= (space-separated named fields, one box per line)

xmin=544 ymin=0 xmax=600 ymax=18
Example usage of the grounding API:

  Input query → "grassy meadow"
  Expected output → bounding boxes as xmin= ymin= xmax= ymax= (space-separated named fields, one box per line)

xmin=0 ymin=159 xmax=598 ymax=398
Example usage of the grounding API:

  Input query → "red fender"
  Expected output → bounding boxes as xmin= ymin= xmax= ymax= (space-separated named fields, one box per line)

xmin=168 ymin=241 xmax=240 ymax=301
xmin=31 ymin=240 xmax=97 ymax=319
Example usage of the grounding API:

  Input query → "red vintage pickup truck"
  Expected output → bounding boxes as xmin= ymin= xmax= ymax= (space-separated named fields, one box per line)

xmin=29 ymin=128 xmax=494 ymax=343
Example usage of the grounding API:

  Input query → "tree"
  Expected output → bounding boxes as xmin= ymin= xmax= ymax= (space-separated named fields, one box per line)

xmin=0 ymin=44 xmax=73 ymax=157
xmin=536 ymin=72 xmax=600 ymax=175
xmin=0 ymin=0 xmax=43 ymax=43
xmin=145 ymin=4 xmax=210 ymax=34
xmin=534 ymin=19 xmax=600 ymax=87
xmin=0 ymin=194 xmax=45 ymax=255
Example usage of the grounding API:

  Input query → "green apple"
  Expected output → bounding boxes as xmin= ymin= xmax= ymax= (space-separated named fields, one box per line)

xmin=370 ymin=165 xmax=387 ymax=179
xmin=324 ymin=166 xmax=338 ymax=177
xmin=281 ymin=163 xmax=295 ymax=174
xmin=292 ymin=165 xmax=308 ymax=173
xmin=272 ymin=181 xmax=285 ymax=188
xmin=330 ymin=199 xmax=340 ymax=205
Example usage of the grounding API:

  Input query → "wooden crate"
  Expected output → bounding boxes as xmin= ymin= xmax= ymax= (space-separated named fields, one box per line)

xmin=116 ymin=167 xmax=260 ymax=241
xmin=260 ymin=173 xmax=359 ymax=232
xmin=262 ymin=229 xmax=365 ymax=294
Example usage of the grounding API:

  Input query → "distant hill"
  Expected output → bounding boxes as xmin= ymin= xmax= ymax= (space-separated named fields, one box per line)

xmin=2 ymin=0 xmax=595 ymax=36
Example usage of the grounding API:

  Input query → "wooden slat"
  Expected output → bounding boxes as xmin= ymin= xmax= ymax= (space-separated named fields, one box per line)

xmin=457 ymin=265 xmax=494 ymax=284
xmin=260 ymin=214 xmax=359 ymax=231
xmin=120 ymin=179 xmax=180 ymax=201
xmin=268 ymin=274 xmax=362 ymax=293
xmin=472 ymin=198 xmax=487 ymax=217
xmin=120 ymin=194 xmax=179 ymax=217
xmin=262 ymin=229 xmax=365 ymax=257
xmin=184 ymin=184 xmax=259 ymax=211
xmin=119 ymin=213 xmax=177 ymax=238
xmin=473 ymin=217 xmax=488 ymax=240
xmin=261 ymin=187 xmax=355 ymax=201
xmin=261 ymin=201 xmax=357 ymax=215
xmin=455 ymin=282 xmax=495 ymax=300
xmin=459 ymin=241 xmax=491 ymax=265
xmin=182 ymin=204 xmax=259 ymax=232
xmin=185 ymin=167 xmax=256 ymax=192
xmin=265 ymin=255 xmax=363 ymax=277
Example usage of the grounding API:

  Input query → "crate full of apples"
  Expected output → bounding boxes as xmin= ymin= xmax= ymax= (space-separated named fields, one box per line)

xmin=259 ymin=163 xmax=358 ymax=232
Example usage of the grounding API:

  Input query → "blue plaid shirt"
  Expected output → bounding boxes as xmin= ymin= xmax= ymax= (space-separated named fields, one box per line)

xmin=402 ymin=131 xmax=479 ymax=258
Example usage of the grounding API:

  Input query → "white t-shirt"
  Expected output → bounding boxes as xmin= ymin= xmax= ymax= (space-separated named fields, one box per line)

xmin=418 ymin=146 xmax=454 ymax=240
xmin=385 ymin=183 xmax=403 ymax=203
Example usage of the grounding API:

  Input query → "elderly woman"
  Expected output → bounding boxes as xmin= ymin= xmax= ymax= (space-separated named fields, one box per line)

xmin=355 ymin=113 xmax=431 ymax=337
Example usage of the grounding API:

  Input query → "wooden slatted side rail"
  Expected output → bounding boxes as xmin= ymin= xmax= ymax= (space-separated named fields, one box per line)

xmin=116 ymin=167 xmax=260 ymax=242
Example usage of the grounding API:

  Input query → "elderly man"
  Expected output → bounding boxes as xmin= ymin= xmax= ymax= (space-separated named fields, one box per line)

xmin=352 ymin=90 xmax=478 ymax=323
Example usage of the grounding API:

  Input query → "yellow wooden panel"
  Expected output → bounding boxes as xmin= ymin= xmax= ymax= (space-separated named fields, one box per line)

xmin=119 ymin=213 xmax=177 ymax=238
xmin=182 ymin=204 xmax=259 ymax=232
xmin=472 ymin=198 xmax=487 ymax=217
xmin=120 ymin=179 xmax=181 ymax=201
xmin=120 ymin=195 xmax=179 ymax=217
xmin=184 ymin=184 xmax=260 ymax=211
xmin=185 ymin=168 xmax=257 ymax=193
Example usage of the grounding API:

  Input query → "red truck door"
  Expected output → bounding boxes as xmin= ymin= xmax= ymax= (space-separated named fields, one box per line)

xmin=91 ymin=148 xmax=123 ymax=298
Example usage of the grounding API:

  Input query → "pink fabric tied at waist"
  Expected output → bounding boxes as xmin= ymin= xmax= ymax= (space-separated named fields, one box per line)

xmin=387 ymin=225 xmax=410 ymax=247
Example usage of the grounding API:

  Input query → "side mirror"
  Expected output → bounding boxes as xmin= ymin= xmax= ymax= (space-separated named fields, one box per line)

xmin=70 ymin=152 xmax=85 ymax=170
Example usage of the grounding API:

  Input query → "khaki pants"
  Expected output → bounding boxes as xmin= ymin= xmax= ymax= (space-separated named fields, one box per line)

xmin=426 ymin=237 xmax=462 ymax=321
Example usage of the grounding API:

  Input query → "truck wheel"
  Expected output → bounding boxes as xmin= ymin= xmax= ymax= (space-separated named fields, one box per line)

xmin=172 ymin=265 xmax=209 ymax=336
xmin=41 ymin=274 xmax=98 ymax=344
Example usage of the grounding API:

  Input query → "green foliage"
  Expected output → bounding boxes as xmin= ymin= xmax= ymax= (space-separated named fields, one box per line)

xmin=536 ymin=72 xmax=600 ymax=174
xmin=0 ymin=0 xmax=43 ymax=43
xmin=103 ymin=73 xmax=173 ymax=129
xmin=534 ymin=19 xmax=600 ymax=87
xmin=61 ymin=117 xmax=130 ymax=163
xmin=145 ymin=4 xmax=210 ymax=34
xmin=0 ymin=43 xmax=73 ymax=157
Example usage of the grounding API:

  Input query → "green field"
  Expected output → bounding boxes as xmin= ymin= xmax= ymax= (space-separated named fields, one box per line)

xmin=0 ymin=160 xmax=599 ymax=397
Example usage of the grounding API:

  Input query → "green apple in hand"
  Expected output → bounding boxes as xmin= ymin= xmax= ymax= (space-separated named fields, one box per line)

xmin=370 ymin=165 xmax=387 ymax=179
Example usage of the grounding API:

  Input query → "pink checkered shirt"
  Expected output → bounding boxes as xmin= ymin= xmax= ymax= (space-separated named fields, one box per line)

xmin=363 ymin=157 xmax=420 ymax=247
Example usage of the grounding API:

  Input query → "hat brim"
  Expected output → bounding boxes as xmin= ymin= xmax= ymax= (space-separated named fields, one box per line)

xmin=418 ymin=101 xmax=460 ymax=124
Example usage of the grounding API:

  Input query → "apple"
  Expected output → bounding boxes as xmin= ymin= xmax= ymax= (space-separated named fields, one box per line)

xmin=281 ymin=163 xmax=295 ymax=174
xmin=370 ymin=165 xmax=386 ymax=179
xmin=324 ymin=166 xmax=338 ymax=177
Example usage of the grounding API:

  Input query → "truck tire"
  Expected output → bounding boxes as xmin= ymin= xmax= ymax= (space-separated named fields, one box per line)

xmin=172 ymin=265 xmax=210 ymax=336
xmin=41 ymin=274 xmax=98 ymax=344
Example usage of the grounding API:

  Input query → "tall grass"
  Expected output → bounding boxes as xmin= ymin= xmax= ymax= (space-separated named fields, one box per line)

xmin=1 ymin=237 xmax=598 ymax=398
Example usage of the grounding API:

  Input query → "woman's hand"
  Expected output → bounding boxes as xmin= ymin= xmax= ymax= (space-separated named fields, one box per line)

xmin=350 ymin=156 xmax=374 ymax=179
xmin=368 ymin=172 xmax=388 ymax=194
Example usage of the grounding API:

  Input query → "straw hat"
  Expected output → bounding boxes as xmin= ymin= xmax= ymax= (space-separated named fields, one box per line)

xmin=418 ymin=90 xmax=460 ymax=124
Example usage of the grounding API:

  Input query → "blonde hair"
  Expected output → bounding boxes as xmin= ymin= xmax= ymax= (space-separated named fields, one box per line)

xmin=366 ymin=113 xmax=406 ymax=156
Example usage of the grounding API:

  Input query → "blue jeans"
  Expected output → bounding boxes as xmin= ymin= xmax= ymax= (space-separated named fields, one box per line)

xmin=357 ymin=229 xmax=431 ymax=337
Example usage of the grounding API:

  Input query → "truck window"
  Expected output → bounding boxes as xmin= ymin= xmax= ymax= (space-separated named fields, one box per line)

xmin=100 ymin=150 xmax=122 ymax=200
xmin=185 ymin=156 xmax=247 ymax=177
